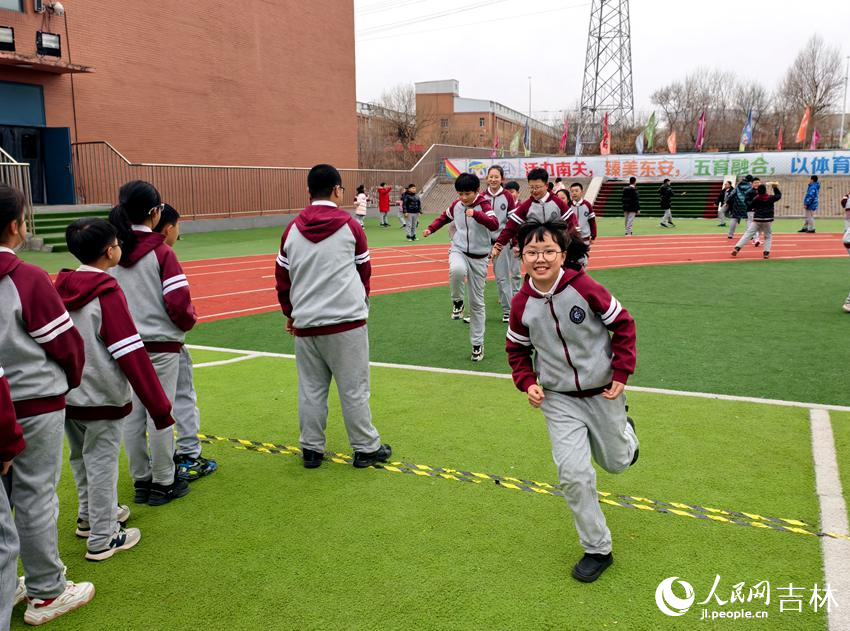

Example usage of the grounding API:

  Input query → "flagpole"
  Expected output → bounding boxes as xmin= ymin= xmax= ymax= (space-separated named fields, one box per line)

xmin=840 ymin=56 xmax=849 ymax=147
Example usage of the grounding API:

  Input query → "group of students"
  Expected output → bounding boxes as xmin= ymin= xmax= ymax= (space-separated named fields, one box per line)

xmin=275 ymin=163 xmax=638 ymax=585
xmin=0 ymin=182 xmax=216 ymax=627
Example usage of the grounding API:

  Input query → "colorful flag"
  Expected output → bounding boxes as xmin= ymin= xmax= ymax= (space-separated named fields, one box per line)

xmin=843 ymin=130 xmax=850 ymax=150
xmin=777 ymin=126 xmax=783 ymax=151
xmin=738 ymin=109 xmax=753 ymax=152
xmin=809 ymin=128 xmax=821 ymax=150
xmin=558 ymin=119 xmax=569 ymax=153
xmin=509 ymin=130 xmax=521 ymax=156
xmin=635 ymin=131 xmax=644 ymax=155
xmin=523 ymin=119 xmax=531 ymax=157
xmin=644 ymin=112 xmax=657 ymax=151
xmin=795 ymin=106 xmax=810 ymax=143
xmin=667 ymin=130 xmax=677 ymax=154
xmin=490 ymin=136 xmax=500 ymax=158
xmin=599 ymin=113 xmax=610 ymax=156
xmin=695 ymin=111 xmax=706 ymax=151
xmin=444 ymin=160 xmax=462 ymax=179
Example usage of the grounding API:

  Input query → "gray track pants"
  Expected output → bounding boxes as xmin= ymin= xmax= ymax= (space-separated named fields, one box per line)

xmin=407 ymin=213 xmax=420 ymax=238
xmin=624 ymin=212 xmax=636 ymax=235
xmin=295 ymin=326 xmax=382 ymax=454
xmin=174 ymin=346 xmax=202 ymax=458
xmin=541 ymin=391 xmax=638 ymax=555
xmin=735 ymin=221 xmax=773 ymax=253
xmin=0 ymin=476 xmax=19 ymax=629
xmin=8 ymin=410 xmax=66 ymax=599
xmin=66 ymin=418 xmax=123 ymax=551
xmin=449 ymin=250 xmax=488 ymax=346
xmin=123 ymin=351 xmax=179 ymax=486
xmin=493 ymin=248 xmax=521 ymax=315
xmin=661 ymin=208 xmax=672 ymax=224
xmin=804 ymin=210 xmax=816 ymax=230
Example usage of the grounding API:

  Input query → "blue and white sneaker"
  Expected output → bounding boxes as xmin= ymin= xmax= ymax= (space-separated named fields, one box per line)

xmin=175 ymin=454 xmax=218 ymax=482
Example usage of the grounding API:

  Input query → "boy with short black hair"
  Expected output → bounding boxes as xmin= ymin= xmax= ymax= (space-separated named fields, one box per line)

xmin=800 ymin=175 xmax=820 ymax=233
xmin=154 ymin=205 xmax=218 ymax=481
xmin=658 ymin=178 xmax=685 ymax=228
xmin=424 ymin=173 xmax=499 ymax=361
xmin=57 ymin=217 xmax=180 ymax=560
xmin=275 ymin=164 xmax=391 ymax=469
xmin=402 ymin=183 xmax=422 ymax=240
xmin=569 ymin=182 xmax=597 ymax=245
xmin=622 ymin=176 xmax=640 ymax=236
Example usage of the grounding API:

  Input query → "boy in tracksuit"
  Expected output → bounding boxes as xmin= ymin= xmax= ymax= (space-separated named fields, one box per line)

xmin=658 ymin=179 xmax=685 ymax=228
xmin=491 ymin=168 xmax=579 ymax=256
xmin=622 ymin=177 xmax=640 ymax=235
xmin=800 ymin=175 xmax=820 ymax=233
xmin=0 ymin=183 xmax=95 ymax=625
xmin=568 ymin=182 xmax=597 ymax=247
xmin=275 ymin=164 xmax=391 ymax=470
xmin=423 ymin=173 xmax=499 ymax=362
xmin=1 ymin=362 xmax=25 ymax=630
xmin=154 ymin=205 xmax=218 ymax=481
xmin=731 ymin=183 xmax=781 ymax=260
xmin=484 ymin=166 xmax=517 ymax=323
xmin=56 ymin=218 xmax=178 ymax=560
xmin=506 ymin=220 xmax=639 ymax=584
xmin=402 ymin=184 xmax=422 ymax=240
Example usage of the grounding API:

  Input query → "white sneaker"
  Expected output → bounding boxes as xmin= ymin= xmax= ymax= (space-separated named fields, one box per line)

xmin=501 ymin=313 xmax=510 ymax=323
xmin=85 ymin=527 xmax=141 ymax=562
xmin=14 ymin=576 xmax=25 ymax=606
xmin=76 ymin=504 xmax=131 ymax=538
xmin=843 ymin=302 xmax=850 ymax=313
xmin=24 ymin=581 xmax=95 ymax=626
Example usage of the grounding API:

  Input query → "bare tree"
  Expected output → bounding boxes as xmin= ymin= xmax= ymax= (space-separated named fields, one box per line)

xmin=778 ymin=35 xmax=843 ymax=127
xmin=376 ymin=83 xmax=435 ymax=152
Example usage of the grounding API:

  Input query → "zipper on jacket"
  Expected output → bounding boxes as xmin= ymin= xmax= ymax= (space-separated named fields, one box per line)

xmin=548 ymin=300 xmax=581 ymax=391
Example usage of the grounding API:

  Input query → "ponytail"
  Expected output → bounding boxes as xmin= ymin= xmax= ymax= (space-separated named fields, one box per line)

xmin=108 ymin=204 xmax=136 ymax=263
xmin=108 ymin=180 xmax=161 ymax=263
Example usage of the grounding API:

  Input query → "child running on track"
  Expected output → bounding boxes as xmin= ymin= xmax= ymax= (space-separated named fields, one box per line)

xmin=484 ymin=166 xmax=518 ymax=323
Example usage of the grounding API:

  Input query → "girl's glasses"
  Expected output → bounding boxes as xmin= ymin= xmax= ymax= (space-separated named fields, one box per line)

xmin=522 ymin=249 xmax=563 ymax=262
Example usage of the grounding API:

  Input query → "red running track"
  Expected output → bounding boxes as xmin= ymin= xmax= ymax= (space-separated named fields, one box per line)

xmin=181 ymin=233 xmax=848 ymax=323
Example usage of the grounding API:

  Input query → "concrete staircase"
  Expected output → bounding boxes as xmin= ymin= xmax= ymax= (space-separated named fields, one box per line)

xmin=31 ymin=205 xmax=112 ymax=252
xmin=594 ymin=180 xmax=724 ymax=218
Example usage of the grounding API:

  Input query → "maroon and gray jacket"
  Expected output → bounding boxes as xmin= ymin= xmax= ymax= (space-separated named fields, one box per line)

xmin=495 ymin=192 xmax=579 ymax=247
xmin=571 ymin=198 xmax=598 ymax=242
xmin=426 ymin=194 xmax=499 ymax=258
xmin=482 ymin=187 xmax=516 ymax=243
xmin=109 ymin=227 xmax=196 ymax=353
xmin=55 ymin=268 xmax=175 ymax=429
xmin=506 ymin=267 xmax=636 ymax=396
xmin=0 ymin=367 xmax=25 ymax=462
xmin=0 ymin=248 xmax=85 ymax=419
xmin=275 ymin=201 xmax=371 ymax=336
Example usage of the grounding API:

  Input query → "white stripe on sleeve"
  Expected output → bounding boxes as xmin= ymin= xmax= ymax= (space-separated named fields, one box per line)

xmin=162 ymin=280 xmax=190 ymax=296
xmin=29 ymin=312 xmax=70 ymax=338
xmin=107 ymin=334 xmax=142 ymax=355
xmin=276 ymin=253 xmax=289 ymax=269
xmin=506 ymin=328 xmax=532 ymax=346
xmin=162 ymin=274 xmax=187 ymax=290
xmin=601 ymin=298 xmax=623 ymax=325
xmin=0 ymin=366 xmax=4 ymax=379
xmin=33 ymin=319 xmax=74 ymax=345
xmin=112 ymin=340 xmax=146 ymax=360
xmin=354 ymin=250 xmax=370 ymax=264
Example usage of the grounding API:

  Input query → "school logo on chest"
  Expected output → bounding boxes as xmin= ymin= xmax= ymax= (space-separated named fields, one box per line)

xmin=569 ymin=306 xmax=586 ymax=324
xmin=500 ymin=203 xmax=507 ymax=211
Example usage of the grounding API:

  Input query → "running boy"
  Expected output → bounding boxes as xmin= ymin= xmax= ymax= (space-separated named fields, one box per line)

xmin=402 ymin=183 xmax=422 ymax=240
xmin=275 ymin=164 xmax=391 ymax=469
xmin=109 ymin=180 xmax=196 ymax=506
xmin=658 ymin=178 xmax=685 ymax=228
xmin=154 ymin=205 xmax=218 ymax=481
xmin=0 ymin=183 xmax=94 ymax=625
xmin=423 ymin=173 xmax=499 ymax=361
xmin=377 ymin=182 xmax=392 ymax=227
xmin=491 ymin=167 xmax=579 ymax=258
xmin=57 ymin=218 xmax=178 ymax=560
xmin=731 ymin=182 xmax=781 ymax=260
xmin=506 ymin=220 xmax=639 ymax=583
xmin=484 ymin=166 xmax=517 ymax=323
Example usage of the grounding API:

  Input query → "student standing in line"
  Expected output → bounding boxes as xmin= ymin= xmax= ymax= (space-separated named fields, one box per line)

xmin=484 ymin=166 xmax=517 ymax=323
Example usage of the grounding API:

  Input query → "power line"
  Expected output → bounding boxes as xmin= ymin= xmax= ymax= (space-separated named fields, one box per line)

xmin=356 ymin=0 xmax=511 ymax=36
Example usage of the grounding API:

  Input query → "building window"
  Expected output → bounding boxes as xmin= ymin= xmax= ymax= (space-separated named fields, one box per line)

xmin=479 ymin=117 xmax=485 ymax=127
xmin=0 ymin=0 xmax=23 ymax=12
xmin=440 ymin=118 xmax=449 ymax=128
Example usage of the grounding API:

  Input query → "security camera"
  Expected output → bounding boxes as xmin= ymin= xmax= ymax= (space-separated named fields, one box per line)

xmin=48 ymin=1 xmax=64 ymax=16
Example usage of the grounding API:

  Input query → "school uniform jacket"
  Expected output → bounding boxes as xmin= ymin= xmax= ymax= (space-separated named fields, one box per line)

xmin=750 ymin=187 xmax=782 ymax=223
xmin=506 ymin=267 xmax=636 ymax=396
xmin=571 ymin=199 xmax=597 ymax=242
xmin=275 ymin=201 xmax=371 ymax=336
xmin=482 ymin=187 xmax=516 ymax=243
xmin=494 ymin=192 xmax=579 ymax=247
xmin=0 ymin=248 xmax=85 ymax=418
xmin=110 ymin=227 xmax=196 ymax=353
xmin=426 ymin=194 xmax=498 ymax=257
xmin=55 ymin=268 xmax=174 ymax=429
xmin=0 ymin=367 xmax=25 ymax=462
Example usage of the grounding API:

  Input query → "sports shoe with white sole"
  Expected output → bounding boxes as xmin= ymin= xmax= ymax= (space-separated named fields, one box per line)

xmin=75 ymin=505 xmax=131 ymax=538
xmin=471 ymin=345 xmax=484 ymax=362
xmin=85 ymin=528 xmax=141 ymax=562
xmin=24 ymin=581 xmax=95 ymax=626
xmin=14 ymin=576 xmax=26 ymax=605
xmin=843 ymin=301 xmax=850 ymax=314
xmin=451 ymin=300 xmax=464 ymax=320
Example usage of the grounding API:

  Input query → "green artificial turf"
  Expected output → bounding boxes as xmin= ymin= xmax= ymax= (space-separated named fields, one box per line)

xmin=10 ymin=359 xmax=825 ymax=630
xmin=828 ymin=411 xmax=850 ymax=527
xmin=18 ymin=217 xmax=847 ymax=273
xmin=188 ymin=257 xmax=850 ymax=407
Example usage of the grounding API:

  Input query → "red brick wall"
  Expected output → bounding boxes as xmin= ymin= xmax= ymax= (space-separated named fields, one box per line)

xmin=0 ymin=0 xmax=357 ymax=167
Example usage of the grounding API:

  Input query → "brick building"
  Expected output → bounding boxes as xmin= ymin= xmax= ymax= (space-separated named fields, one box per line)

xmin=414 ymin=80 xmax=560 ymax=154
xmin=0 ymin=0 xmax=357 ymax=204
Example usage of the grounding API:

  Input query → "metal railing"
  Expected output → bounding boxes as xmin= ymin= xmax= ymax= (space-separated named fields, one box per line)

xmin=71 ymin=142 xmax=492 ymax=220
xmin=0 ymin=147 xmax=35 ymax=235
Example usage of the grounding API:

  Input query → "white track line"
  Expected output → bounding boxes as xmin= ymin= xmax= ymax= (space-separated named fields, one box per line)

xmin=193 ymin=354 xmax=262 ymax=368
xmin=810 ymin=409 xmax=850 ymax=630
xmin=185 ymin=344 xmax=850 ymax=412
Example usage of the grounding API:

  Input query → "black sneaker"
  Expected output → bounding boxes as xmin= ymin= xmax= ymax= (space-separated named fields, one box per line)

xmin=471 ymin=345 xmax=484 ymax=362
xmin=148 ymin=478 xmax=190 ymax=506
xmin=763 ymin=252 xmax=770 ymax=259
xmin=626 ymin=417 xmax=639 ymax=465
xmin=808 ymin=229 xmax=816 ymax=234
xmin=302 ymin=448 xmax=324 ymax=469
xmin=353 ymin=444 xmax=392 ymax=468
xmin=133 ymin=480 xmax=151 ymax=504
xmin=451 ymin=300 xmax=464 ymax=320
xmin=668 ymin=221 xmax=675 ymax=227
xmin=572 ymin=552 xmax=614 ymax=583
xmin=797 ymin=227 xmax=808 ymax=233
xmin=175 ymin=454 xmax=218 ymax=481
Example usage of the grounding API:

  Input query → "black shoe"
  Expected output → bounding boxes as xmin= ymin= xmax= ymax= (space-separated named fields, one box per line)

xmin=626 ymin=416 xmax=639 ymax=465
xmin=175 ymin=454 xmax=218 ymax=481
xmin=808 ymin=229 xmax=816 ymax=234
xmin=572 ymin=552 xmax=614 ymax=583
xmin=668 ymin=221 xmax=675 ymax=227
xmin=148 ymin=478 xmax=190 ymax=506
xmin=302 ymin=448 xmax=324 ymax=469
xmin=353 ymin=444 xmax=392 ymax=468
xmin=471 ymin=345 xmax=484 ymax=362
xmin=133 ymin=479 xmax=151 ymax=504
xmin=797 ymin=227 xmax=808 ymax=233
xmin=763 ymin=252 xmax=770 ymax=259
xmin=451 ymin=300 xmax=464 ymax=320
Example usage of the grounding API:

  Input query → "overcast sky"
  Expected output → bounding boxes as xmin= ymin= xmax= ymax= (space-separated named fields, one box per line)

xmin=354 ymin=0 xmax=850 ymax=120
